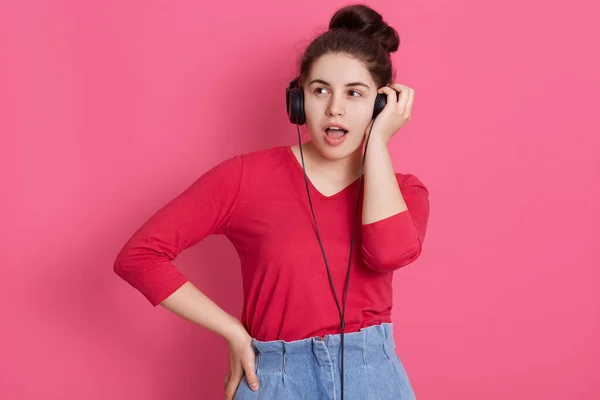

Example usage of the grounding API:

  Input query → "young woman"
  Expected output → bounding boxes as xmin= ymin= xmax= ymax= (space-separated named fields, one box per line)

xmin=114 ymin=4 xmax=429 ymax=400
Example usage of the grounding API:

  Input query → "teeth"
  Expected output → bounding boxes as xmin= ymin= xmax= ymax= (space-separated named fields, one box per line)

xmin=328 ymin=127 xmax=343 ymax=130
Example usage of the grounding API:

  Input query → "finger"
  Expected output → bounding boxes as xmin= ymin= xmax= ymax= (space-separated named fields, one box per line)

xmin=394 ymin=86 xmax=411 ymax=113
xmin=405 ymin=88 xmax=415 ymax=117
xmin=224 ymin=375 xmax=241 ymax=400
xmin=377 ymin=86 xmax=397 ymax=110
xmin=223 ymin=373 xmax=233 ymax=389
xmin=242 ymin=357 xmax=259 ymax=391
xmin=388 ymin=83 xmax=411 ymax=107
xmin=224 ymin=366 xmax=243 ymax=400
xmin=389 ymin=82 xmax=409 ymax=94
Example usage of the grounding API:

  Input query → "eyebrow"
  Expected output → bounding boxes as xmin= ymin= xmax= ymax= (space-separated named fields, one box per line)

xmin=308 ymin=79 xmax=370 ymax=89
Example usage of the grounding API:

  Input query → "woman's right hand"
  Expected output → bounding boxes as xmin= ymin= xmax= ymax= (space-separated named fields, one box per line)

xmin=224 ymin=328 xmax=259 ymax=400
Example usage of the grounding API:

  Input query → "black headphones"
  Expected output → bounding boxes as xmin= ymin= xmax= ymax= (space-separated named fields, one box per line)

xmin=286 ymin=77 xmax=389 ymax=125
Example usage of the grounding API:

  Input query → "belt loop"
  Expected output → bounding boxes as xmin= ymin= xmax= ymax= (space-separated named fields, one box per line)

xmin=362 ymin=332 xmax=367 ymax=365
xmin=282 ymin=345 xmax=287 ymax=384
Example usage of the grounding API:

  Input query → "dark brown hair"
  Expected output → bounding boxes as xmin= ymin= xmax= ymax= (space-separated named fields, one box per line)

xmin=298 ymin=4 xmax=400 ymax=88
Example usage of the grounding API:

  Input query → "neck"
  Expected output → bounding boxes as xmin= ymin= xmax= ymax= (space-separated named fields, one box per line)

xmin=302 ymin=140 xmax=364 ymax=182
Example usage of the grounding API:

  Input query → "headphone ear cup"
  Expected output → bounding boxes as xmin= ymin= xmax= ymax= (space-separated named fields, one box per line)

xmin=286 ymin=87 xmax=306 ymax=125
xmin=373 ymin=93 xmax=387 ymax=120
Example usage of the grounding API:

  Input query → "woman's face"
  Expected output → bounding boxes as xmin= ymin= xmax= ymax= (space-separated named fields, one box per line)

xmin=302 ymin=52 xmax=379 ymax=161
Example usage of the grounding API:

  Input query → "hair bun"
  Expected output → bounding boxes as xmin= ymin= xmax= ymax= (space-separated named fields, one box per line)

xmin=329 ymin=4 xmax=399 ymax=53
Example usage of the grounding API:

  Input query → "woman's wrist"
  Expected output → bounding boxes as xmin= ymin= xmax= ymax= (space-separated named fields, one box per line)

xmin=222 ymin=315 xmax=251 ymax=344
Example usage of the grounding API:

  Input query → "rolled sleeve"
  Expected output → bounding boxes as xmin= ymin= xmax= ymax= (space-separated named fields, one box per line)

xmin=361 ymin=174 xmax=430 ymax=272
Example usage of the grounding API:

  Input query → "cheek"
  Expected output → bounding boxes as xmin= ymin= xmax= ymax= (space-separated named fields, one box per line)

xmin=303 ymin=101 xmax=323 ymax=131
xmin=303 ymin=98 xmax=321 ymax=118
xmin=349 ymin=105 xmax=374 ymax=129
xmin=348 ymin=97 xmax=373 ymax=115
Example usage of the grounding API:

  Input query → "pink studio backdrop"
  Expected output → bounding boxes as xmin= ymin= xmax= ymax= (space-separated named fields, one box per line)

xmin=1 ymin=0 xmax=598 ymax=399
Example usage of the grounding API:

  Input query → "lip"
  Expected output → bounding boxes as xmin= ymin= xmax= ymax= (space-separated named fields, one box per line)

xmin=323 ymin=122 xmax=349 ymax=132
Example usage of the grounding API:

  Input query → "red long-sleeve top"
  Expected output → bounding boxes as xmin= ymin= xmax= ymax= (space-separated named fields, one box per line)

xmin=114 ymin=145 xmax=430 ymax=342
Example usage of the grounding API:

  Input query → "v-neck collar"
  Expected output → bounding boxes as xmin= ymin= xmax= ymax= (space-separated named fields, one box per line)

xmin=284 ymin=145 xmax=361 ymax=200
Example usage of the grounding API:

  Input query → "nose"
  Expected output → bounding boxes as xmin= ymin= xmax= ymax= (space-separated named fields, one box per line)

xmin=326 ymin=93 xmax=345 ymax=117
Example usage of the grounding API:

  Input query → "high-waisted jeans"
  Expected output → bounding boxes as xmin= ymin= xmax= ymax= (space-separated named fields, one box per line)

xmin=233 ymin=322 xmax=416 ymax=400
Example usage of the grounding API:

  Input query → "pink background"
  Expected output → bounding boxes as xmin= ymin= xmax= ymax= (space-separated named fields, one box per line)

xmin=1 ymin=0 xmax=599 ymax=399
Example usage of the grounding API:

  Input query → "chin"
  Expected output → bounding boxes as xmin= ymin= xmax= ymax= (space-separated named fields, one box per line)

xmin=310 ymin=136 xmax=362 ymax=161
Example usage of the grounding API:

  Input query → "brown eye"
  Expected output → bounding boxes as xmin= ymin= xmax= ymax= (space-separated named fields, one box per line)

xmin=349 ymin=90 xmax=361 ymax=97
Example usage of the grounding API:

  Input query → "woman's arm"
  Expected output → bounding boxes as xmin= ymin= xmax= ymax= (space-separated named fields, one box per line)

xmin=359 ymin=138 xmax=430 ymax=272
xmin=161 ymin=280 xmax=260 ymax=397
xmin=160 ymin=281 xmax=248 ymax=343
xmin=113 ymin=154 xmax=243 ymax=306
xmin=358 ymin=83 xmax=429 ymax=272
xmin=361 ymin=138 xmax=407 ymax=225
xmin=113 ymin=153 xmax=261 ymax=395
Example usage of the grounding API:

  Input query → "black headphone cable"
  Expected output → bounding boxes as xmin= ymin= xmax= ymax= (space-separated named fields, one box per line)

xmin=295 ymin=119 xmax=375 ymax=400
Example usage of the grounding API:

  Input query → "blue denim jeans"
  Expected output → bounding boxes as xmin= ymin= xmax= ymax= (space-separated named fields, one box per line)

xmin=233 ymin=322 xmax=416 ymax=400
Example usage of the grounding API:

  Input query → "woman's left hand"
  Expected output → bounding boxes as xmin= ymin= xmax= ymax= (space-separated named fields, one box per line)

xmin=365 ymin=83 xmax=414 ymax=145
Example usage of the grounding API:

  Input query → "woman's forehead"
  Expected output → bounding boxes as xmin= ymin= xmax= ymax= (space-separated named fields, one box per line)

xmin=307 ymin=53 xmax=375 ymax=86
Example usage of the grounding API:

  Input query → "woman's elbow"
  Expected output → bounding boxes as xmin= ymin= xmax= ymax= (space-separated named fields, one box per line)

xmin=362 ymin=242 xmax=423 ymax=273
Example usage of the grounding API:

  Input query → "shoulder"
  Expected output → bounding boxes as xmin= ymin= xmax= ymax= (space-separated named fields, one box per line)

xmin=238 ymin=145 xmax=288 ymax=164
xmin=205 ymin=145 xmax=291 ymax=193
xmin=236 ymin=145 xmax=290 ymax=176
xmin=210 ymin=145 xmax=286 ymax=172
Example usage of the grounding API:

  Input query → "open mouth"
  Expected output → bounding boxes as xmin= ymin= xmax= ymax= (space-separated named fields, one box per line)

xmin=325 ymin=126 xmax=348 ymax=138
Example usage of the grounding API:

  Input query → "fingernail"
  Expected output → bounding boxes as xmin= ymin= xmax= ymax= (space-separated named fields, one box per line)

xmin=251 ymin=383 xmax=258 ymax=390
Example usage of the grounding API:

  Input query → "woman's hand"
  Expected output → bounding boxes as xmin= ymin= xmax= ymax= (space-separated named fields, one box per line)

xmin=224 ymin=328 xmax=259 ymax=400
xmin=365 ymin=83 xmax=414 ymax=145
